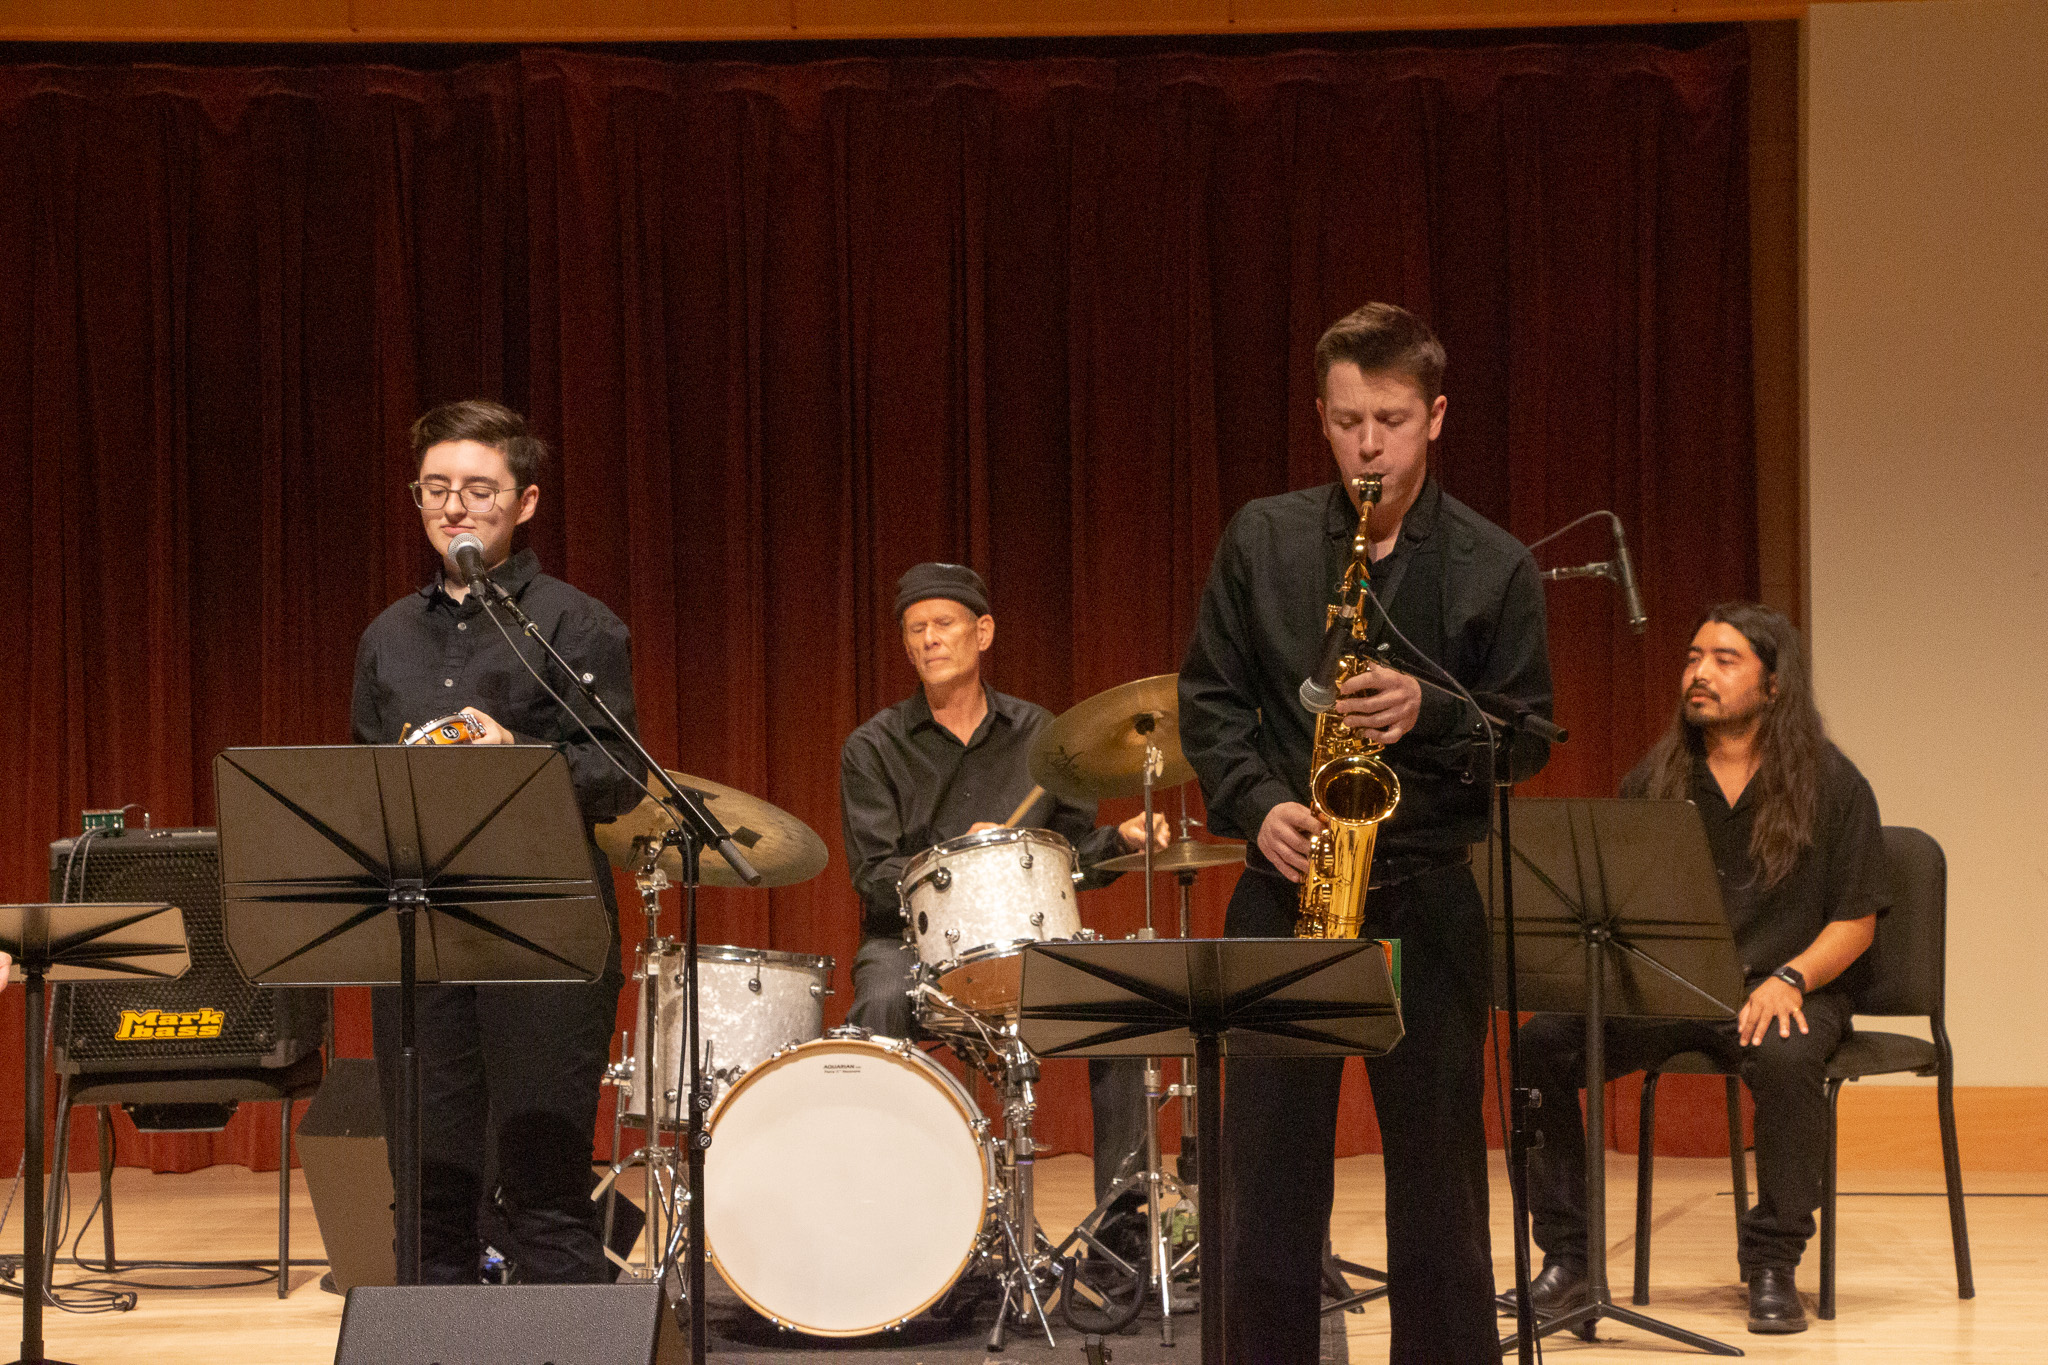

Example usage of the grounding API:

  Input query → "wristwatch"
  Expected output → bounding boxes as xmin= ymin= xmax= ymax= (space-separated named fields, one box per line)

xmin=1771 ymin=965 xmax=1807 ymax=993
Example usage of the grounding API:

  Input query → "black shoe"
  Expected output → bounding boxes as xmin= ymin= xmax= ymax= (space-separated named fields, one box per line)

xmin=1746 ymin=1265 xmax=1808 ymax=1334
xmin=1526 ymin=1260 xmax=1588 ymax=1317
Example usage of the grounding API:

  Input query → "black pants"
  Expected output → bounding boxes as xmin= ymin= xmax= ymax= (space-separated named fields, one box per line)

xmin=372 ymin=950 xmax=623 ymax=1284
xmin=1519 ymin=991 xmax=1851 ymax=1274
xmin=1221 ymin=864 xmax=1497 ymax=1365
xmin=850 ymin=933 xmax=1147 ymax=1203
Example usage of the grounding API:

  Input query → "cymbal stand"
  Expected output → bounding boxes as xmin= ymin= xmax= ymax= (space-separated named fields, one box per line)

xmin=602 ymin=836 xmax=682 ymax=1283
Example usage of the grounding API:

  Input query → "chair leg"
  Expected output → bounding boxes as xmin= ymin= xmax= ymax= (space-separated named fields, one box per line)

xmin=1820 ymin=1078 xmax=1844 ymax=1320
xmin=1724 ymin=1074 xmax=1748 ymax=1282
xmin=1935 ymin=1048 xmax=1975 ymax=1299
xmin=1632 ymin=1071 xmax=1660 ymax=1304
xmin=278 ymin=1097 xmax=294 ymax=1299
xmin=96 ymin=1105 xmax=116 ymax=1270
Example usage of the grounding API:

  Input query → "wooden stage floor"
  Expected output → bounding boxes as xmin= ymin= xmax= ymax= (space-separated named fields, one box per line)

xmin=2 ymin=1151 xmax=2037 ymax=1363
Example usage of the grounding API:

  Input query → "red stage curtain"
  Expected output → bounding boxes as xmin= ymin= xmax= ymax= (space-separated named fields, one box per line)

xmin=0 ymin=34 xmax=1755 ymax=1176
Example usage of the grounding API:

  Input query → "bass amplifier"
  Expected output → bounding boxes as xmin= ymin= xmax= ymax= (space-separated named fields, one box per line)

xmin=50 ymin=827 xmax=326 ymax=1074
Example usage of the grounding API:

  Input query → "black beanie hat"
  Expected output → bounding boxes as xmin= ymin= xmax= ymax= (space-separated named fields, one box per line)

xmin=894 ymin=562 xmax=990 ymax=619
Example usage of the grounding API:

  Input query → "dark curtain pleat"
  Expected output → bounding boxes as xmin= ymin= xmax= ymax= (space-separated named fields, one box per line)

xmin=0 ymin=34 xmax=1754 ymax=1174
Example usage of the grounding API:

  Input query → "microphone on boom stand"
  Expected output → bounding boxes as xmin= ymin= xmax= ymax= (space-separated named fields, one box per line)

xmin=1532 ymin=512 xmax=1648 ymax=634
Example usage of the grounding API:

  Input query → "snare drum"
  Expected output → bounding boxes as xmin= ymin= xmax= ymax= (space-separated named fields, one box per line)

xmin=619 ymin=943 xmax=833 ymax=1127
xmin=898 ymin=828 xmax=1081 ymax=1013
xmin=703 ymin=1033 xmax=992 ymax=1335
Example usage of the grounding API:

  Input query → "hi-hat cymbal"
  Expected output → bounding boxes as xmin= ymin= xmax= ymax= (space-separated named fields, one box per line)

xmin=1093 ymin=839 xmax=1247 ymax=874
xmin=1030 ymin=673 xmax=1193 ymax=802
xmin=595 ymin=771 xmax=828 ymax=889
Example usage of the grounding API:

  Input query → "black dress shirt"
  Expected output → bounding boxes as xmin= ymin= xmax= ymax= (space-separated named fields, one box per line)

xmin=1179 ymin=477 xmax=1552 ymax=875
xmin=841 ymin=686 xmax=1128 ymax=938
xmin=351 ymin=548 xmax=648 ymax=836
xmin=1622 ymin=743 xmax=1888 ymax=993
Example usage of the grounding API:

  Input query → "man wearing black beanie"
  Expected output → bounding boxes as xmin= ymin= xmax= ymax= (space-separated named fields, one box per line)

xmin=840 ymin=562 xmax=1163 ymax=1210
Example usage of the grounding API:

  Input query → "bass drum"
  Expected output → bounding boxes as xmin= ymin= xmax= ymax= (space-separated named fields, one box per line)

xmin=702 ymin=1034 xmax=992 ymax=1335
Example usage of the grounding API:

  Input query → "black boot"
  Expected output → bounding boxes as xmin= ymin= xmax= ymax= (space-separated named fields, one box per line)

xmin=1746 ymin=1265 xmax=1808 ymax=1334
xmin=1527 ymin=1259 xmax=1588 ymax=1317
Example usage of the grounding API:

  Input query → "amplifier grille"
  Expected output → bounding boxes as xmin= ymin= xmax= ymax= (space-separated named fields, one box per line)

xmin=51 ymin=829 xmax=325 ymax=1073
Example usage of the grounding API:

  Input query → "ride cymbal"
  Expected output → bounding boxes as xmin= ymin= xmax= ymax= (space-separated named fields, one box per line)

xmin=1029 ymin=673 xmax=1193 ymax=802
xmin=596 ymin=771 xmax=828 ymax=889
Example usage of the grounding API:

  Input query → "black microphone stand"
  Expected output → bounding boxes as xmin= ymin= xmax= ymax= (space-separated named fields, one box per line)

xmin=1466 ymin=693 xmax=1566 ymax=1365
xmin=468 ymin=566 xmax=757 ymax=1365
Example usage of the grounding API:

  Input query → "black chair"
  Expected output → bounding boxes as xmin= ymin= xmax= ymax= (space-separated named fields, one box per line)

xmin=1630 ymin=1057 xmax=1749 ymax=1302
xmin=45 ymin=1050 xmax=325 ymax=1299
xmin=1629 ymin=825 xmax=1974 ymax=1318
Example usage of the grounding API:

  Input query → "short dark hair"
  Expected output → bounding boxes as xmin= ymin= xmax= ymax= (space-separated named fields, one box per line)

xmin=1314 ymin=303 xmax=1447 ymax=404
xmin=411 ymin=400 xmax=549 ymax=487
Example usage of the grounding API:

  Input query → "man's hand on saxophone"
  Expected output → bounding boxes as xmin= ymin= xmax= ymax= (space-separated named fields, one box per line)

xmin=1332 ymin=659 xmax=1420 ymax=746
xmin=1257 ymin=802 xmax=1323 ymax=883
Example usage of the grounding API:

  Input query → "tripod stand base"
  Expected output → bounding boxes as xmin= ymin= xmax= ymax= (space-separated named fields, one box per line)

xmin=1499 ymin=1294 xmax=1744 ymax=1356
xmin=1321 ymin=1253 xmax=1390 ymax=1314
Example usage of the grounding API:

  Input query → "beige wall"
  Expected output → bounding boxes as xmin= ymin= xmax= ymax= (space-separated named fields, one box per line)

xmin=1806 ymin=0 xmax=2048 ymax=1085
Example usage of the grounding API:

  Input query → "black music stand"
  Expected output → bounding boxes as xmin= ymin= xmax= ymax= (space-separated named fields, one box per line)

xmin=1485 ymin=797 xmax=1747 ymax=1356
xmin=1 ymin=903 xmax=187 ymax=1365
xmin=1016 ymin=937 xmax=1403 ymax=1365
xmin=213 ymin=745 xmax=606 ymax=1286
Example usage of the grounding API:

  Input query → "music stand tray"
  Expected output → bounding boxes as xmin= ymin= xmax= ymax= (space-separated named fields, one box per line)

xmin=1016 ymin=937 xmax=1402 ymax=1365
xmin=1 ymin=903 xmax=186 ymax=1365
xmin=213 ymin=745 xmax=608 ymax=1285
xmin=1485 ymin=798 xmax=1746 ymax=1356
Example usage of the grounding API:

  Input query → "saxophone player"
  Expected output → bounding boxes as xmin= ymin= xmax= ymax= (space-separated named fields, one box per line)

xmin=1179 ymin=303 xmax=1553 ymax=1364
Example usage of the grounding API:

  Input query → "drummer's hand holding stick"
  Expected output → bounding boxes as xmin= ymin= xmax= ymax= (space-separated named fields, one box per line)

xmin=1117 ymin=812 xmax=1171 ymax=851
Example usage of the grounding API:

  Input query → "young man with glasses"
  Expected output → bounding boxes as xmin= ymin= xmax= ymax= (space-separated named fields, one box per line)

xmin=352 ymin=399 xmax=647 ymax=1284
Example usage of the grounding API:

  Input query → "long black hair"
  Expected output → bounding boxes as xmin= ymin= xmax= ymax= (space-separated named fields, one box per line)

xmin=1640 ymin=603 xmax=1827 ymax=888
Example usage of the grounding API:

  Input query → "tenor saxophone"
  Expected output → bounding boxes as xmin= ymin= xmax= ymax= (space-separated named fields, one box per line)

xmin=1296 ymin=476 xmax=1402 ymax=939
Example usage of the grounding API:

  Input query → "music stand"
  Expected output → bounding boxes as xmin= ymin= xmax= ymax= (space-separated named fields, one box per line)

xmin=1016 ymin=937 xmax=1403 ymax=1365
xmin=1 ymin=903 xmax=186 ymax=1365
xmin=1485 ymin=797 xmax=1746 ymax=1356
xmin=213 ymin=745 xmax=606 ymax=1286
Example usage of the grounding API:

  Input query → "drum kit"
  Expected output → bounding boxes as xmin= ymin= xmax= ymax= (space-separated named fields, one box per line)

xmin=589 ymin=674 xmax=1244 ymax=1348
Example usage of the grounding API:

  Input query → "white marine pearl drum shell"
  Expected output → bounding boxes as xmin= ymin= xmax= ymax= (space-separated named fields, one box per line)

xmin=621 ymin=944 xmax=832 ymax=1127
xmin=899 ymin=827 xmax=1080 ymax=1013
xmin=703 ymin=1035 xmax=992 ymax=1335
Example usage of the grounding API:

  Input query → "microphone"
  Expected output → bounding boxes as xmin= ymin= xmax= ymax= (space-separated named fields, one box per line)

xmin=1609 ymin=517 xmax=1648 ymax=635
xmin=448 ymin=532 xmax=491 ymax=590
xmin=1298 ymin=610 xmax=1355 ymax=714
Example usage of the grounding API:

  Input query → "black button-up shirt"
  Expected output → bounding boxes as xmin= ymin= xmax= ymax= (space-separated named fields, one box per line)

xmin=840 ymin=686 xmax=1128 ymax=938
xmin=1622 ymin=743 xmax=1888 ymax=994
xmin=1179 ymin=478 xmax=1553 ymax=875
xmin=351 ymin=550 xmax=648 ymax=902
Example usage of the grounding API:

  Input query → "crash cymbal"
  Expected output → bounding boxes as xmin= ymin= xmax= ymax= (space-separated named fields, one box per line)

xmin=1029 ymin=673 xmax=1194 ymax=802
xmin=595 ymin=771 xmax=828 ymax=889
xmin=1093 ymin=839 xmax=1247 ymax=874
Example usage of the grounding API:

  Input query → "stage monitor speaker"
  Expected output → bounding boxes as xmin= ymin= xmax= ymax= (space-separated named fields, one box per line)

xmin=300 ymin=1058 xmax=646 ymax=1292
xmin=49 ymin=827 xmax=327 ymax=1074
xmin=336 ymin=1283 xmax=684 ymax=1364
xmin=298 ymin=1057 xmax=397 ymax=1293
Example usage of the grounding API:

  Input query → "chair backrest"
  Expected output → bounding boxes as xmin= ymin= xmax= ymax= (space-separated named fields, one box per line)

xmin=1856 ymin=825 xmax=1947 ymax=1019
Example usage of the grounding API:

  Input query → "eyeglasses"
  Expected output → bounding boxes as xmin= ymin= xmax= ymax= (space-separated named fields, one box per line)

xmin=409 ymin=480 xmax=521 ymax=513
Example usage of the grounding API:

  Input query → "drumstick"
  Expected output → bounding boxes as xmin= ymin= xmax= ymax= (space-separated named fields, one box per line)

xmin=1002 ymin=786 xmax=1047 ymax=828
